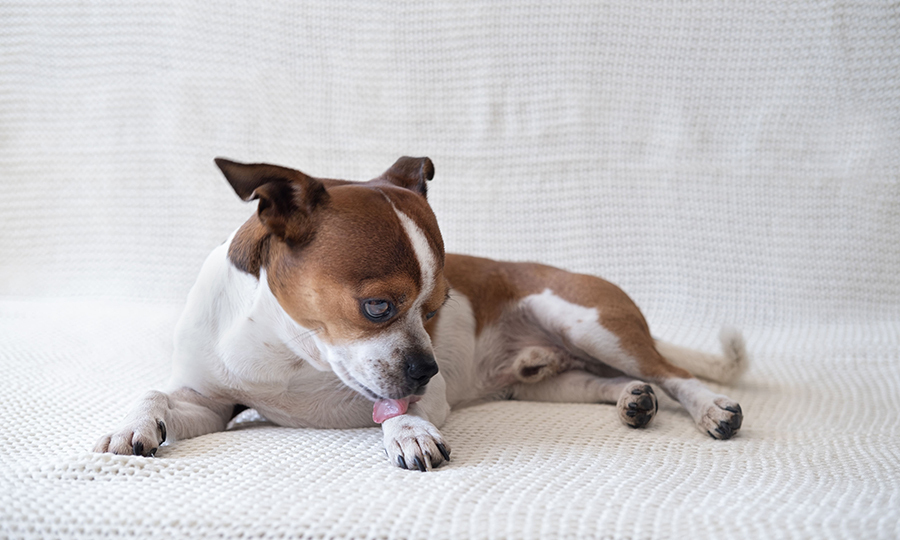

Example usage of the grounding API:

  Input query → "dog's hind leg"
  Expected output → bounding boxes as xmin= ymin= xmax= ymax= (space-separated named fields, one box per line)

xmin=519 ymin=288 xmax=743 ymax=439
xmin=94 ymin=387 xmax=236 ymax=456
xmin=511 ymin=370 xmax=658 ymax=428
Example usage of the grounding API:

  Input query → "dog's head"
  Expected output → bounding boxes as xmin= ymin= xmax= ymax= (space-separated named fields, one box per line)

xmin=215 ymin=156 xmax=449 ymax=403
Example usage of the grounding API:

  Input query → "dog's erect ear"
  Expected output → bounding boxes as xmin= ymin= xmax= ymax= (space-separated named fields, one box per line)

xmin=376 ymin=156 xmax=434 ymax=198
xmin=214 ymin=158 xmax=329 ymax=243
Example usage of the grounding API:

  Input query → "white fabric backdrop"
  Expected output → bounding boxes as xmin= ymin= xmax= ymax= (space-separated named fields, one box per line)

xmin=1 ymin=1 xmax=898 ymax=538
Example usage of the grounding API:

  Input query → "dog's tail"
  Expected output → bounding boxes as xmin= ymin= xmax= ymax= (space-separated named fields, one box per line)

xmin=654 ymin=326 xmax=749 ymax=385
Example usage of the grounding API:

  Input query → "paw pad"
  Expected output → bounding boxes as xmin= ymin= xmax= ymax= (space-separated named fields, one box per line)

xmin=618 ymin=383 xmax=658 ymax=429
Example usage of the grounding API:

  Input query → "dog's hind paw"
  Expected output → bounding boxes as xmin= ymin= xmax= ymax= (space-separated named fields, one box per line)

xmin=381 ymin=414 xmax=450 ymax=471
xmin=617 ymin=382 xmax=658 ymax=429
xmin=701 ymin=398 xmax=743 ymax=440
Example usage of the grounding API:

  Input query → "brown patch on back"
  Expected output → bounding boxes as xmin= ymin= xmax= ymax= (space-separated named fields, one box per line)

xmin=443 ymin=254 xmax=597 ymax=334
xmin=443 ymin=255 xmax=523 ymax=334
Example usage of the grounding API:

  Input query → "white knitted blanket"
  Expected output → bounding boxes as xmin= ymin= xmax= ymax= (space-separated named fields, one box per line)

xmin=2 ymin=2 xmax=898 ymax=539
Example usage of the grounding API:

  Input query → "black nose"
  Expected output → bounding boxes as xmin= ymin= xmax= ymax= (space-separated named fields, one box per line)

xmin=405 ymin=351 xmax=439 ymax=386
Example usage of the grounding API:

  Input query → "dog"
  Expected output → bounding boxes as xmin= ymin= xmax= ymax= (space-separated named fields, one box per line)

xmin=95 ymin=156 xmax=746 ymax=471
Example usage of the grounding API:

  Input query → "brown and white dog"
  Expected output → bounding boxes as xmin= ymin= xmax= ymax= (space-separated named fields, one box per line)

xmin=95 ymin=157 xmax=746 ymax=471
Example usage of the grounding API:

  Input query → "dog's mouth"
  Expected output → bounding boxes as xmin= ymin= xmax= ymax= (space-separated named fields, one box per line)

xmin=330 ymin=359 xmax=426 ymax=423
xmin=372 ymin=396 xmax=422 ymax=424
xmin=339 ymin=370 xmax=423 ymax=423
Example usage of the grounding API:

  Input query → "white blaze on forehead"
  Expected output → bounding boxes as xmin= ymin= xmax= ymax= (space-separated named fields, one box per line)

xmin=393 ymin=208 xmax=438 ymax=303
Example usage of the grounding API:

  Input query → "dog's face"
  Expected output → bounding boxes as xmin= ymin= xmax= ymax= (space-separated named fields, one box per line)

xmin=216 ymin=157 xmax=449 ymax=401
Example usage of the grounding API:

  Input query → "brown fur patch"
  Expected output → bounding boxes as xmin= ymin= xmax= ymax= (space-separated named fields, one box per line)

xmin=444 ymin=254 xmax=692 ymax=380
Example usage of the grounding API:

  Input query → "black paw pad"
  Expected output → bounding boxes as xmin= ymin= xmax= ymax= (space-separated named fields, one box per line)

xmin=620 ymin=384 xmax=658 ymax=429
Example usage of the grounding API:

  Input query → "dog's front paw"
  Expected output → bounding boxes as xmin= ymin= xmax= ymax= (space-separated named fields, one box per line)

xmin=700 ymin=397 xmax=743 ymax=440
xmin=93 ymin=418 xmax=167 ymax=457
xmin=381 ymin=415 xmax=450 ymax=472
xmin=617 ymin=382 xmax=658 ymax=429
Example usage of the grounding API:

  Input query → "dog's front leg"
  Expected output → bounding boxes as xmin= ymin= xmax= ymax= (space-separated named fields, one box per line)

xmin=94 ymin=387 xmax=235 ymax=456
xmin=381 ymin=373 xmax=452 ymax=471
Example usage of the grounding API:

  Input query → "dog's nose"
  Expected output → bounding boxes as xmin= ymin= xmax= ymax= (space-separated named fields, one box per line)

xmin=404 ymin=351 xmax=439 ymax=385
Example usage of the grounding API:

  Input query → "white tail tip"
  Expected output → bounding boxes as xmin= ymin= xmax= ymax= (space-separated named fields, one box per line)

xmin=716 ymin=326 xmax=749 ymax=384
xmin=654 ymin=326 xmax=750 ymax=385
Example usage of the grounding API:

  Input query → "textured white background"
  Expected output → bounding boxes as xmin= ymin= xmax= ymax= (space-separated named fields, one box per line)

xmin=1 ymin=1 xmax=898 ymax=539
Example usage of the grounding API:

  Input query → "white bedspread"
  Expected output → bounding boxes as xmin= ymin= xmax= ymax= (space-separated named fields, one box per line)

xmin=1 ymin=2 xmax=898 ymax=538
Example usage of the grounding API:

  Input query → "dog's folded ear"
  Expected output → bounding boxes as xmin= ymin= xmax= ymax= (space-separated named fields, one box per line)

xmin=376 ymin=157 xmax=434 ymax=198
xmin=214 ymin=158 xmax=329 ymax=244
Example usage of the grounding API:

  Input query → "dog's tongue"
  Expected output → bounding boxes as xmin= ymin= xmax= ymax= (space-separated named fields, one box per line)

xmin=372 ymin=396 xmax=420 ymax=424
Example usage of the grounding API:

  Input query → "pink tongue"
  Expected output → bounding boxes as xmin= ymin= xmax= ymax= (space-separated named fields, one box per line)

xmin=372 ymin=396 xmax=421 ymax=424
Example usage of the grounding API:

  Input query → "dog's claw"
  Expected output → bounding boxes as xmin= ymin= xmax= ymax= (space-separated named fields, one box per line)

xmin=414 ymin=456 xmax=427 ymax=472
xmin=437 ymin=443 xmax=451 ymax=462
xmin=132 ymin=441 xmax=144 ymax=456
xmin=708 ymin=419 xmax=739 ymax=440
xmin=397 ymin=456 xmax=407 ymax=469
xmin=158 ymin=420 xmax=167 ymax=443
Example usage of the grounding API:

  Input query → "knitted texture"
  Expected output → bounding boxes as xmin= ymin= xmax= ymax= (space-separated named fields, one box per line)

xmin=1 ymin=1 xmax=899 ymax=538
xmin=2 ymin=300 xmax=899 ymax=539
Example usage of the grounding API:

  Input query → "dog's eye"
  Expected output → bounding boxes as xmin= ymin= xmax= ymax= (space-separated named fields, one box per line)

xmin=425 ymin=310 xmax=437 ymax=321
xmin=362 ymin=299 xmax=394 ymax=322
